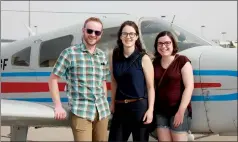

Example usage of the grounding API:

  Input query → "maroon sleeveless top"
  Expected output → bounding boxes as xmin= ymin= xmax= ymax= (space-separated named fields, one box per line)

xmin=153 ymin=54 xmax=192 ymax=117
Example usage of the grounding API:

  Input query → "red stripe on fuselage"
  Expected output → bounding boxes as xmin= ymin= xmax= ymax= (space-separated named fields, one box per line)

xmin=194 ymin=83 xmax=221 ymax=88
xmin=1 ymin=82 xmax=111 ymax=93
xmin=1 ymin=82 xmax=219 ymax=93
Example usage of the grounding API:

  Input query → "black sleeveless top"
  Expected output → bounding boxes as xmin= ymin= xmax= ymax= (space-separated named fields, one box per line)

xmin=113 ymin=49 xmax=147 ymax=100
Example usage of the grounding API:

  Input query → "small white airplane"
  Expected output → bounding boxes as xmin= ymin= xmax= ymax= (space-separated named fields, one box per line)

xmin=1 ymin=15 xmax=237 ymax=141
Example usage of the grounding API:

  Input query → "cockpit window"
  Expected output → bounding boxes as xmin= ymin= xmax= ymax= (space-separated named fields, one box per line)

xmin=39 ymin=35 xmax=74 ymax=67
xmin=140 ymin=18 xmax=211 ymax=54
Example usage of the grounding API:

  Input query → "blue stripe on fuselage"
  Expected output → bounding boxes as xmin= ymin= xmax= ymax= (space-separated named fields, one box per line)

xmin=6 ymin=93 xmax=238 ymax=102
xmin=1 ymin=72 xmax=51 ymax=77
xmin=1 ymin=70 xmax=238 ymax=77
xmin=193 ymin=70 xmax=237 ymax=77
xmin=191 ymin=93 xmax=237 ymax=101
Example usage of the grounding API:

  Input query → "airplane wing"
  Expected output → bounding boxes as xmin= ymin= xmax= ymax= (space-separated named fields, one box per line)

xmin=1 ymin=99 xmax=70 ymax=127
xmin=1 ymin=39 xmax=16 ymax=42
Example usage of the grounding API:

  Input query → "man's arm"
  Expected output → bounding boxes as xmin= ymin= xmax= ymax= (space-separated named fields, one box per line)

xmin=48 ymin=49 xmax=70 ymax=119
xmin=48 ymin=74 xmax=62 ymax=107
xmin=48 ymin=73 xmax=67 ymax=120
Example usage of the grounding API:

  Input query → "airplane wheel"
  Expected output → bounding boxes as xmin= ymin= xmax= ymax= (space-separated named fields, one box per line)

xmin=188 ymin=131 xmax=195 ymax=141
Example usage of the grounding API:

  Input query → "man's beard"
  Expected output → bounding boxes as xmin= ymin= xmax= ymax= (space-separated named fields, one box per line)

xmin=84 ymin=35 xmax=99 ymax=47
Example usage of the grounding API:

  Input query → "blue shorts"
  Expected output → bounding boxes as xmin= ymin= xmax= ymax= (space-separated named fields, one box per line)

xmin=155 ymin=109 xmax=191 ymax=133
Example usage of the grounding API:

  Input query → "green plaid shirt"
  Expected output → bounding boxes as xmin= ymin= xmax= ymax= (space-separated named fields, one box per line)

xmin=52 ymin=43 xmax=110 ymax=121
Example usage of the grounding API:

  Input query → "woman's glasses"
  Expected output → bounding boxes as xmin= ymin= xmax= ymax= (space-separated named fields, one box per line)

xmin=158 ymin=41 xmax=172 ymax=47
xmin=121 ymin=32 xmax=137 ymax=38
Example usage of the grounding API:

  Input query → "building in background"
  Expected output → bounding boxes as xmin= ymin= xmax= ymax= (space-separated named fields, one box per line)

xmin=212 ymin=39 xmax=237 ymax=48
xmin=231 ymin=40 xmax=237 ymax=48
xmin=1 ymin=39 xmax=16 ymax=47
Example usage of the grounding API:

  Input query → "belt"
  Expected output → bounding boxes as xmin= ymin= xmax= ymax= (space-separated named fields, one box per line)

xmin=115 ymin=98 xmax=143 ymax=104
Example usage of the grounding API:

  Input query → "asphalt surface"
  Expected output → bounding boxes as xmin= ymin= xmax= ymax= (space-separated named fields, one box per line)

xmin=1 ymin=126 xmax=237 ymax=141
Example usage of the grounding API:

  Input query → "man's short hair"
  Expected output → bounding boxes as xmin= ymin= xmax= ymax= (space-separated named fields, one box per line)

xmin=83 ymin=17 xmax=103 ymax=28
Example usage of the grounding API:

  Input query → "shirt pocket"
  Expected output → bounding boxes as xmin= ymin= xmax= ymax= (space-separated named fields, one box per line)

xmin=94 ymin=60 xmax=104 ymax=81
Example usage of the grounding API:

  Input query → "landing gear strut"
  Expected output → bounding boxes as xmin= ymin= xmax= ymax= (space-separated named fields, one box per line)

xmin=10 ymin=126 xmax=28 ymax=141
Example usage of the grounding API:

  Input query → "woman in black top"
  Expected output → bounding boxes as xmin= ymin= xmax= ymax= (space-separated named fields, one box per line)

xmin=108 ymin=20 xmax=155 ymax=141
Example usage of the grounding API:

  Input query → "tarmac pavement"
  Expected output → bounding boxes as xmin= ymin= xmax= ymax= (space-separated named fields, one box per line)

xmin=1 ymin=126 xmax=237 ymax=141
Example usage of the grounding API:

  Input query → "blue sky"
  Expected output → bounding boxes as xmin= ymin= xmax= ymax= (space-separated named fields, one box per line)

xmin=1 ymin=1 xmax=237 ymax=41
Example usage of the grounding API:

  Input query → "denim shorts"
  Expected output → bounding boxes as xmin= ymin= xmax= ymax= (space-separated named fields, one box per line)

xmin=155 ymin=109 xmax=191 ymax=133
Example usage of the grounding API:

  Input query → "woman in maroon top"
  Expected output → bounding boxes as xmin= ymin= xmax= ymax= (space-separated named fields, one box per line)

xmin=153 ymin=31 xmax=194 ymax=141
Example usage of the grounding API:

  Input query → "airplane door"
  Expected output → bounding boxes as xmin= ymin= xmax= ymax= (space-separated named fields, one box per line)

xmin=199 ymin=49 xmax=237 ymax=134
xmin=181 ymin=51 xmax=211 ymax=133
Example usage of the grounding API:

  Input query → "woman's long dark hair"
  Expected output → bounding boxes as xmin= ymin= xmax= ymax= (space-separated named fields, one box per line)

xmin=113 ymin=20 xmax=145 ymax=60
xmin=153 ymin=31 xmax=178 ymax=61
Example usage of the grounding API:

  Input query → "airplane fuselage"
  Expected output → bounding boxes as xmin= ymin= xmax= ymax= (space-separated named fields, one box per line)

xmin=1 ymin=16 xmax=237 ymax=137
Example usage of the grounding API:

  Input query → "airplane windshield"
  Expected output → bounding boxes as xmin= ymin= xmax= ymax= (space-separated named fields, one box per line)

xmin=140 ymin=18 xmax=211 ymax=53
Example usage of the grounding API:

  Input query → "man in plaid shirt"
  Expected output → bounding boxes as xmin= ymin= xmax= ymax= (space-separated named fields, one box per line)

xmin=48 ymin=17 xmax=110 ymax=141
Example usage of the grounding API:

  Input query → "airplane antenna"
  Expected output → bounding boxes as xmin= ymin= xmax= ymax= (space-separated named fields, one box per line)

xmin=170 ymin=15 xmax=176 ymax=27
xmin=24 ymin=23 xmax=36 ymax=36
xmin=19 ymin=18 xmax=35 ymax=36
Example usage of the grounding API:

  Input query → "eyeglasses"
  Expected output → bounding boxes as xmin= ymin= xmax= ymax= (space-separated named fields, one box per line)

xmin=86 ymin=28 xmax=102 ymax=36
xmin=158 ymin=41 xmax=172 ymax=47
xmin=121 ymin=32 xmax=137 ymax=38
